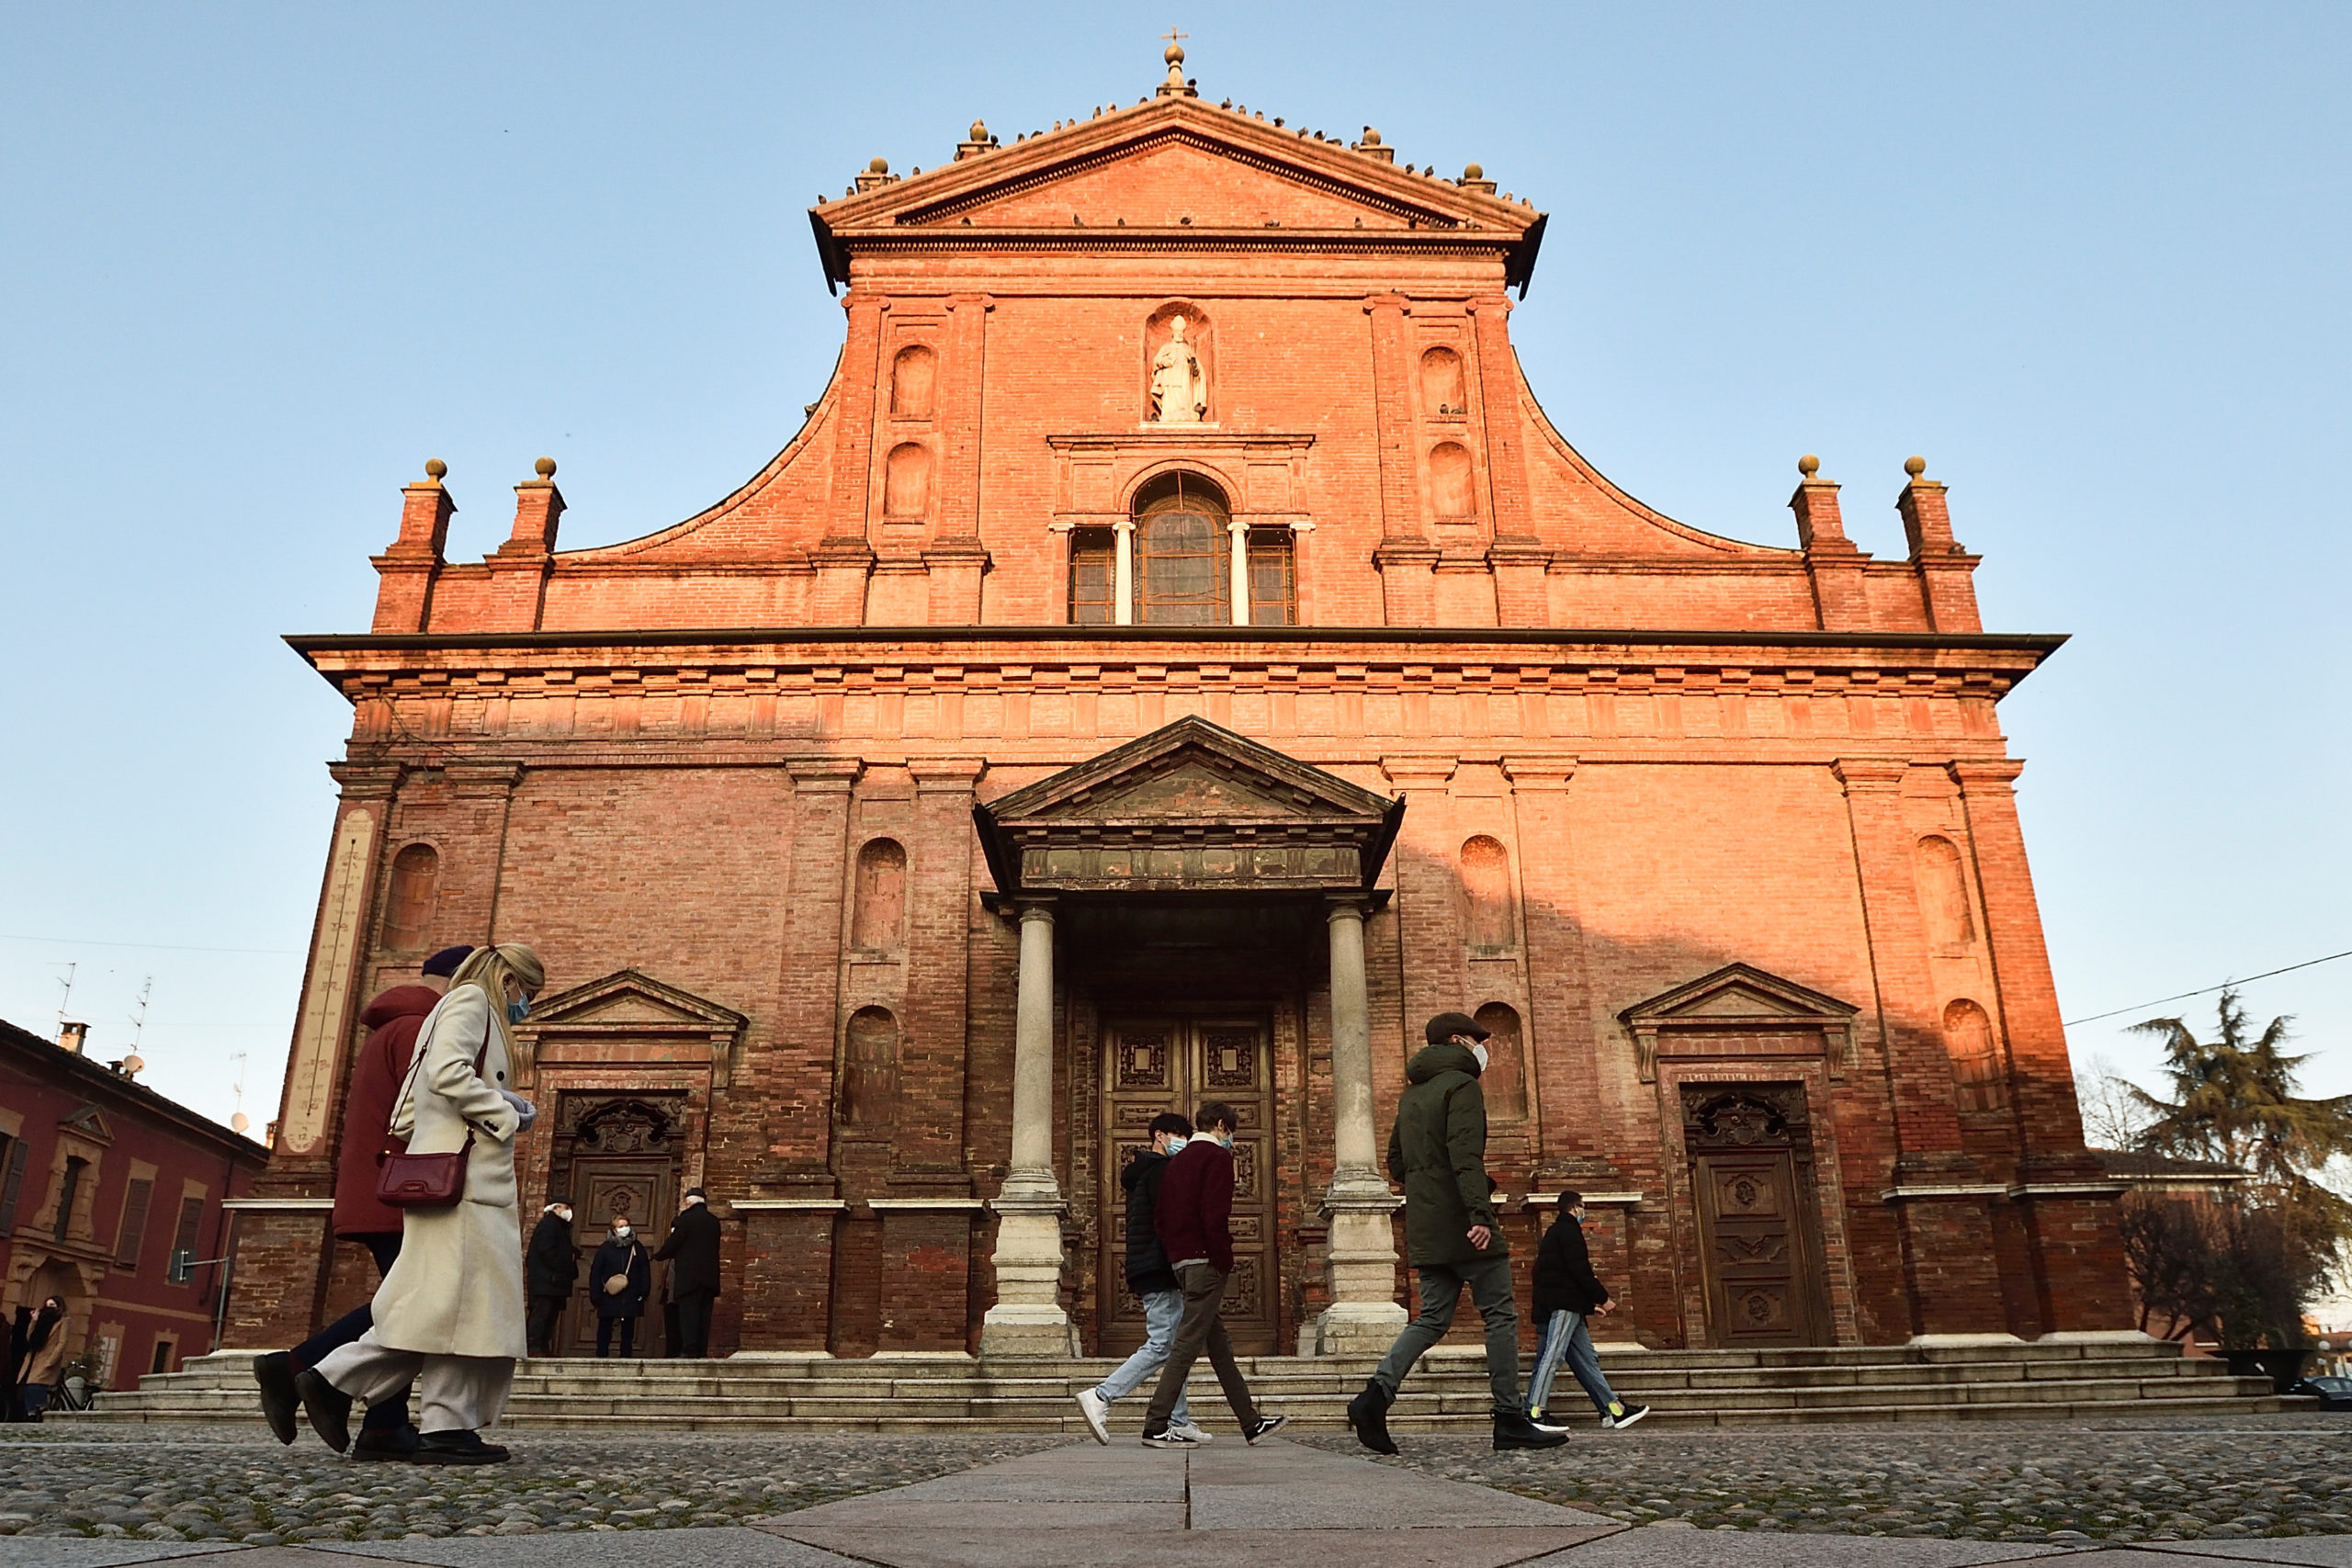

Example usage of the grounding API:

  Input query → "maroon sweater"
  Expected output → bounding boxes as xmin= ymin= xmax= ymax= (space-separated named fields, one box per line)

xmin=1153 ymin=1137 xmax=1236 ymax=1275
xmin=331 ymin=986 xmax=439 ymax=1238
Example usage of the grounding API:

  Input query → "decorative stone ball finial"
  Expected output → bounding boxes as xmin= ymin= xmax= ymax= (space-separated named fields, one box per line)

xmin=1362 ymin=127 xmax=1381 ymax=145
xmin=1905 ymin=455 xmax=1928 ymax=479
xmin=535 ymin=457 xmax=558 ymax=479
xmin=424 ymin=458 xmax=448 ymax=481
xmin=1797 ymin=454 xmax=1820 ymax=479
xmin=1165 ymin=41 xmax=1185 ymax=65
xmin=1464 ymin=163 xmax=1483 ymax=180
xmin=869 ymin=156 xmax=889 ymax=175
xmin=969 ymin=119 xmax=988 ymax=141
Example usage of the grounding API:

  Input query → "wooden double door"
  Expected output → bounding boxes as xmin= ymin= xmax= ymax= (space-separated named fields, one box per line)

xmin=1098 ymin=1015 xmax=1279 ymax=1356
xmin=552 ymin=1097 xmax=683 ymax=1358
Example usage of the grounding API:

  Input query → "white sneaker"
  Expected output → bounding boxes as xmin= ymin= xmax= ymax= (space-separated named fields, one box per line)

xmin=1140 ymin=1427 xmax=1200 ymax=1449
xmin=1075 ymin=1387 xmax=1111 ymax=1445
xmin=1169 ymin=1419 xmax=1214 ymax=1443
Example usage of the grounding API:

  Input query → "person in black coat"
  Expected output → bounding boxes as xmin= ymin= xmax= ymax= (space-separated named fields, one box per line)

xmin=1525 ymin=1191 xmax=1647 ymax=1430
xmin=652 ymin=1188 xmax=722 ymax=1358
xmin=524 ymin=1200 xmax=579 ymax=1358
xmin=587 ymin=1213 xmax=651 ymax=1358
xmin=1071 ymin=1112 xmax=1202 ymax=1442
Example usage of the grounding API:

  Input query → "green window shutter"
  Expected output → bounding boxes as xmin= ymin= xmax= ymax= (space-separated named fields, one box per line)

xmin=0 ymin=1137 xmax=21 ymax=1236
xmin=115 ymin=1178 xmax=154 ymax=1269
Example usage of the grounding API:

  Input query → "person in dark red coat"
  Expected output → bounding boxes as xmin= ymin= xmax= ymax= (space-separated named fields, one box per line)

xmin=1136 ymin=1101 xmax=1287 ymax=1448
xmin=252 ymin=945 xmax=472 ymax=1459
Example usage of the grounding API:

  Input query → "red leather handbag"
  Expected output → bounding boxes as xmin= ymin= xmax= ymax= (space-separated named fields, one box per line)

xmin=374 ymin=1026 xmax=491 ymax=1210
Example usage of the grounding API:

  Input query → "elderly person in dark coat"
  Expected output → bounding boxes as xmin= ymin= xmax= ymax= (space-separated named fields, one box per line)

xmin=652 ymin=1188 xmax=721 ymax=1358
xmin=525 ymin=1199 xmax=579 ymax=1358
xmin=589 ymin=1213 xmax=652 ymax=1359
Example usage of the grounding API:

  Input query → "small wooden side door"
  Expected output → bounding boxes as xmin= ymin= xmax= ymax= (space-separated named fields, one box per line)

xmin=565 ymin=1158 xmax=674 ymax=1357
xmin=1692 ymin=1146 xmax=1816 ymax=1348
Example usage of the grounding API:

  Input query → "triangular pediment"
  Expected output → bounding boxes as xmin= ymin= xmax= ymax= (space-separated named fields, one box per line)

xmin=810 ymin=96 xmax=1543 ymax=290
xmin=61 ymin=1104 xmax=114 ymax=1143
xmin=989 ymin=717 xmax=1393 ymax=825
xmin=1619 ymin=964 xmax=1859 ymax=1030
xmin=976 ymin=717 xmax=1403 ymax=897
xmin=518 ymin=970 xmax=747 ymax=1036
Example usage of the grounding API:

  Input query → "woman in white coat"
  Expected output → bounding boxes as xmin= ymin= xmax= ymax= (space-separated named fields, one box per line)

xmin=299 ymin=942 xmax=544 ymax=1464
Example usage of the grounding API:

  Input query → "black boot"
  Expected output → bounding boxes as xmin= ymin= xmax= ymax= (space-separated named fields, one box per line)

xmin=413 ymin=1428 xmax=511 ymax=1465
xmin=291 ymin=1369 xmax=352 ymax=1453
xmin=1494 ymin=1408 xmax=1569 ymax=1450
xmin=1346 ymin=1378 xmax=1397 ymax=1455
xmin=251 ymin=1353 xmax=299 ymax=1446
xmin=352 ymin=1423 xmax=422 ymax=1461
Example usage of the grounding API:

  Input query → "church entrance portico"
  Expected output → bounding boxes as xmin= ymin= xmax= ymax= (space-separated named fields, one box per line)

xmin=972 ymin=716 xmax=1407 ymax=1358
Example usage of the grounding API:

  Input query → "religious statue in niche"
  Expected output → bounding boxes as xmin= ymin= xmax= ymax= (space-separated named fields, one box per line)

xmin=1148 ymin=313 xmax=1208 ymax=423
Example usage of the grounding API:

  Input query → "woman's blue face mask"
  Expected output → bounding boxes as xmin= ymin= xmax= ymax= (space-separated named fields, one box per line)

xmin=508 ymin=996 xmax=531 ymax=1024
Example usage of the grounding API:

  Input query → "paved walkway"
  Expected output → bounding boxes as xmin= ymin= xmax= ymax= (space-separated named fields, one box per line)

xmin=4 ymin=1439 xmax=2350 ymax=1567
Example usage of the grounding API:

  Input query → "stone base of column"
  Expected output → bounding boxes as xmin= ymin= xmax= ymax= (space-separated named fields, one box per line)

xmin=981 ymin=1193 xmax=1073 ymax=1359
xmin=1315 ymin=1179 xmax=1404 ymax=1358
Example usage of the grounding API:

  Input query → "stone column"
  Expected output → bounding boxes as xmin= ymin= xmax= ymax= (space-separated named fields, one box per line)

xmin=1113 ymin=519 xmax=1136 ymax=626
xmin=982 ymin=899 xmax=1073 ymax=1356
xmin=1227 ymin=519 xmax=1250 ymax=626
xmin=1317 ymin=896 xmax=1406 ymax=1353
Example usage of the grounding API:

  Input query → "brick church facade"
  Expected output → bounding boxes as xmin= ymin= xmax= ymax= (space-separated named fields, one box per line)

xmin=232 ymin=49 xmax=2132 ymax=1361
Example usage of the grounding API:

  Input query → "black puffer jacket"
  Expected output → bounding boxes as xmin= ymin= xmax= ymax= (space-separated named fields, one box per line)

xmin=526 ymin=1210 xmax=580 ymax=1299
xmin=1532 ymin=1209 xmax=1610 ymax=1315
xmin=1122 ymin=1148 xmax=1178 ymax=1293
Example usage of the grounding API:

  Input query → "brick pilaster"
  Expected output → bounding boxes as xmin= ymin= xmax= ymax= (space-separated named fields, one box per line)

xmin=768 ymin=761 xmax=860 ymax=1168
xmin=1791 ymin=457 xmax=1871 ymax=631
xmin=897 ymin=760 xmax=984 ymax=1174
xmin=817 ymin=290 xmax=888 ymax=623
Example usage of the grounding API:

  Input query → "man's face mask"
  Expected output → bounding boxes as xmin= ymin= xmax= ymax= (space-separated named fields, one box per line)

xmin=1471 ymin=1042 xmax=1490 ymax=1072
xmin=1163 ymin=1134 xmax=1188 ymax=1155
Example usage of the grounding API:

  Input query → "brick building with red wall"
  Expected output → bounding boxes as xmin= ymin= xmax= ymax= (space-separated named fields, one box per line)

xmin=1 ymin=1019 xmax=264 ymax=1391
xmin=229 ymin=50 xmax=2132 ymax=1362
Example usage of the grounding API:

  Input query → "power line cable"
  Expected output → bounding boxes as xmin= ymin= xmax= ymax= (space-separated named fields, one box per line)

xmin=2064 ymin=948 xmax=2352 ymax=1028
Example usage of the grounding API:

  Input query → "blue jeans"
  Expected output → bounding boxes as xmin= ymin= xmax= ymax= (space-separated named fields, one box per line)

xmin=1092 ymin=1287 xmax=1191 ymax=1426
xmin=1528 ymin=1307 xmax=1620 ymax=1417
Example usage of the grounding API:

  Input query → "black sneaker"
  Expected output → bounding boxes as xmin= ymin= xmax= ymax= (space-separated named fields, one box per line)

xmin=352 ymin=1424 xmax=422 ymax=1461
xmin=1346 ymin=1379 xmax=1397 ymax=1455
xmin=1525 ymin=1407 xmax=1574 ymax=1435
xmin=251 ymin=1353 xmax=299 ymax=1446
xmin=413 ymin=1428 xmax=510 ymax=1465
xmin=291 ymin=1368 xmax=352 ymax=1453
xmin=1493 ymin=1409 xmax=1569 ymax=1450
xmin=1242 ymin=1414 xmax=1288 ymax=1445
xmin=1603 ymin=1404 xmax=1650 ymax=1431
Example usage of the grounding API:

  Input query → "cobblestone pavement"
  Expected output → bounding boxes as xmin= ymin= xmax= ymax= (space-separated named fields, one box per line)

xmin=0 ymin=1427 xmax=1069 ymax=1543
xmin=1292 ymin=1414 xmax=2352 ymax=1545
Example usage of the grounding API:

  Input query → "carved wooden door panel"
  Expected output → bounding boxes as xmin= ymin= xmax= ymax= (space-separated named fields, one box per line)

xmin=1099 ymin=1015 xmax=1278 ymax=1356
xmin=558 ymin=1099 xmax=681 ymax=1357
xmin=1685 ymin=1087 xmax=1826 ymax=1348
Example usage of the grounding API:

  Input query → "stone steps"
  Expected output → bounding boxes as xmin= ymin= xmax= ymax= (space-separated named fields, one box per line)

xmin=62 ymin=1337 xmax=2302 ymax=1430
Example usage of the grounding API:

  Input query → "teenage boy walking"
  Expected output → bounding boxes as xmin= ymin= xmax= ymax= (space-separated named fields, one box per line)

xmin=1075 ymin=1112 xmax=1208 ymax=1443
xmin=1138 ymin=1101 xmax=1287 ymax=1449
xmin=1527 ymin=1191 xmax=1648 ymax=1431
xmin=1349 ymin=1011 xmax=1566 ymax=1453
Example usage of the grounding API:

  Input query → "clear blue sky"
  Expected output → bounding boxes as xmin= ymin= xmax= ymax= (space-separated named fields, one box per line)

xmin=3 ymin=3 xmax=2345 ymax=1134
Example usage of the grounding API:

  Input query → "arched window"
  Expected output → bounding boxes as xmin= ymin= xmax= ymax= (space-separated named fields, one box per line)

xmin=883 ymin=442 xmax=932 ymax=520
xmin=382 ymin=843 xmax=438 ymax=950
xmin=1461 ymin=835 xmax=1514 ymax=953
xmin=888 ymin=344 xmax=936 ymax=419
xmin=841 ymin=1007 xmax=901 ymax=1126
xmin=1915 ymin=836 xmax=1977 ymax=952
xmin=1246 ymin=529 xmax=1295 ymax=626
xmin=1944 ymin=999 xmax=2007 ymax=1114
xmin=1069 ymin=529 xmax=1114 ymax=625
xmin=1134 ymin=472 xmax=1230 ymax=626
xmin=1474 ymin=1002 xmax=1528 ymax=1121
xmin=1430 ymin=441 xmax=1476 ymax=519
xmin=851 ymin=838 xmax=908 ymax=952
xmin=1420 ymin=346 xmax=1466 ymax=415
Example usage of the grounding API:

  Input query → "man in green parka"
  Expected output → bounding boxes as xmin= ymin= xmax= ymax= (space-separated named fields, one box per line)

xmin=1347 ymin=1012 xmax=1567 ymax=1452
